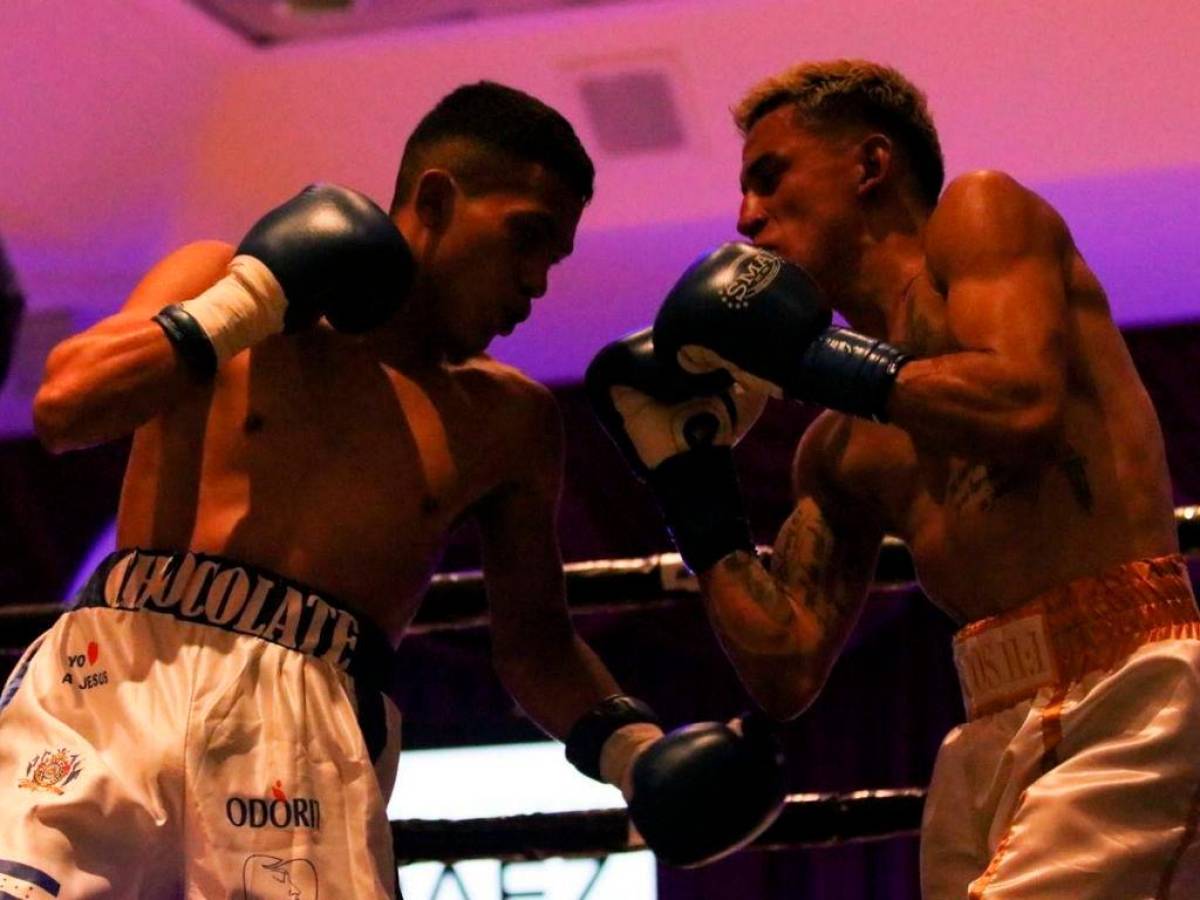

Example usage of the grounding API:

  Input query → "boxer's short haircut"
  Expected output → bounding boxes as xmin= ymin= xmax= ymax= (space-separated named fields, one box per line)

xmin=391 ymin=81 xmax=595 ymax=211
xmin=733 ymin=60 xmax=944 ymax=210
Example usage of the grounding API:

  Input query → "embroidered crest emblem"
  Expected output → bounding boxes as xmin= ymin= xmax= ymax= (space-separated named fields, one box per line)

xmin=18 ymin=747 xmax=84 ymax=794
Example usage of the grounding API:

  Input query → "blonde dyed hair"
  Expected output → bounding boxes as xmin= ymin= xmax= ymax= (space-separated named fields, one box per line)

xmin=733 ymin=60 xmax=944 ymax=208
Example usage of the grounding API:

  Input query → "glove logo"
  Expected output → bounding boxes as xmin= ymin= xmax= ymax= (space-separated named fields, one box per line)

xmin=720 ymin=253 xmax=781 ymax=310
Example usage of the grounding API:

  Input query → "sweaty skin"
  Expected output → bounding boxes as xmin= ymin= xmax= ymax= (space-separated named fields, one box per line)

xmin=700 ymin=106 xmax=1177 ymax=719
xmin=32 ymin=165 xmax=618 ymax=737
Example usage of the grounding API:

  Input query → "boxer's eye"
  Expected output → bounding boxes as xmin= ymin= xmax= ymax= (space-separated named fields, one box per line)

xmin=742 ymin=155 xmax=785 ymax=197
xmin=508 ymin=219 xmax=544 ymax=254
xmin=508 ymin=215 xmax=566 ymax=265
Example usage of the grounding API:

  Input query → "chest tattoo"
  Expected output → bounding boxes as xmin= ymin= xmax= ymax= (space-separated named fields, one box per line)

xmin=1056 ymin=447 xmax=1094 ymax=513
xmin=947 ymin=444 xmax=1093 ymax=515
xmin=947 ymin=461 xmax=1038 ymax=513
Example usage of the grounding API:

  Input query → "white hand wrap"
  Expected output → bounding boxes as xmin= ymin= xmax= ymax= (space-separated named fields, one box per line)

xmin=177 ymin=255 xmax=288 ymax=366
xmin=599 ymin=722 xmax=665 ymax=802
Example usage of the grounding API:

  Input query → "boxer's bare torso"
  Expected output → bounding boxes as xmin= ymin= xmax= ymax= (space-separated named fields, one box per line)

xmin=704 ymin=160 xmax=1180 ymax=716
xmin=45 ymin=240 xmax=563 ymax=640
xmin=35 ymin=152 xmax=618 ymax=738
xmin=119 ymin=317 xmax=550 ymax=637
xmin=805 ymin=213 xmax=1177 ymax=622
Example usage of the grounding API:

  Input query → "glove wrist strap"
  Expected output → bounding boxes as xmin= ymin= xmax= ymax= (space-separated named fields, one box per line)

xmin=176 ymin=256 xmax=287 ymax=367
xmin=566 ymin=695 xmax=661 ymax=783
xmin=153 ymin=305 xmax=218 ymax=381
xmin=797 ymin=327 xmax=910 ymax=422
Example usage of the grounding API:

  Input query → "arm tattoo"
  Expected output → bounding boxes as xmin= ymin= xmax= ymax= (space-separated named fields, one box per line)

xmin=710 ymin=551 xmax=801 ymax=655
xmin=771 ymin=507 xmax=853 ymax=635
xmin=773 ymin=508 xmax=834 ymax=593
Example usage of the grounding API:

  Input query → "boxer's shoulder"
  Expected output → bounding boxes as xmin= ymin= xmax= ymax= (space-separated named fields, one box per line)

xmin=451 ymin=354 xmax=554 ymax=406
xmin=447 ymin=354 xmax=561 ymax=445
xmin=926 ymin=171 xmax=1070 ymax=285
xmin=933 ymin=169 xmax=1040 ymax=221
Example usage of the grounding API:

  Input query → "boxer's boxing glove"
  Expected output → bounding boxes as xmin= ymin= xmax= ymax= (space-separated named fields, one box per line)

xmin=653 ymin=243 xmax=909 ymax=422
xmin=628 ymin=713 xmax=787 ymax=867
xmin=566 ymin=696 xmax=787 ymax=868
xmin=585 ymin=327 xmax=764 ymax=573
xmin=155 ymin=183 xmax=413 ymax=378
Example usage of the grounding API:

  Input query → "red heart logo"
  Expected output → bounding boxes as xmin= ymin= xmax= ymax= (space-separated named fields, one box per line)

xmin=87 ymin=642 xmax=99 ymax=665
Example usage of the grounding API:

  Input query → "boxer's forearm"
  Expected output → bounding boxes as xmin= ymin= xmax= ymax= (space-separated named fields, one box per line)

xmin=700 ymin=551 xmax=831 ymax=720
xmin=888 ymin=350 xmax=1064 ymax=457
xmin=495 ymin=632 xmax=621 ymax=741
xmin=33 ymin=317 xmax=206 ymax=452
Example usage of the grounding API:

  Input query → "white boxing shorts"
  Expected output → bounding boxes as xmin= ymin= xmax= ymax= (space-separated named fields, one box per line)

xmin=0 ymin=548 xmax=403 ymax=899
xmin=921 ymin=554 xmax=1200 ymax=899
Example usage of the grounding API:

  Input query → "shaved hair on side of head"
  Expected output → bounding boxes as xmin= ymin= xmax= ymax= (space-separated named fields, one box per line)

xmin=391 ymin=81 xmax=595 ymax=213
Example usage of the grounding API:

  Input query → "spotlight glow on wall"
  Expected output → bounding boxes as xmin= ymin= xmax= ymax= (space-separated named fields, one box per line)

xmin=390 ymin=742 xmax=656 ymax=900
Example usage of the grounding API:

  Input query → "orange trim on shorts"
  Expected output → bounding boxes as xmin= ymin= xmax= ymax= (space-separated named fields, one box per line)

xmin=1158 ymin=776 xmax=1200 ymax=899
xmin=968 ymin=794 xmax=1025 ymax=899
xmin=1037 ymin=687 xmax=1069 ymax=774
xmin=953 ymin=555 xmax=1200 ymax=720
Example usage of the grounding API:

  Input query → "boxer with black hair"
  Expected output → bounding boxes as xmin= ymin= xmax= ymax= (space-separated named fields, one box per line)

xmin=1 ymin=81 xmax=777 ymax=897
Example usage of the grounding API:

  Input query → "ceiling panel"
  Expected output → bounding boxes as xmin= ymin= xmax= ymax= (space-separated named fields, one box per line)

xmin=190 ymin=0 xmax=644 ymax=44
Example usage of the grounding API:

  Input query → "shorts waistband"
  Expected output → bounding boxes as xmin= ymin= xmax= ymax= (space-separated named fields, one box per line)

xmin=72 ymin=548 xmax=397 ymax=692
xmin=952 ymin=554 xmax=1199 ymax=720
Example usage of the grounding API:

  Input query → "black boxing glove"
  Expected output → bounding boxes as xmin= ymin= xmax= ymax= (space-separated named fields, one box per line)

xmin=567 ymin=698 xmax=787 ymax=868
xmin=585 ymin=327 xmax=765 ymax=573
xmin=628 ymin=713 xmax=787 ymax=868
xmin=653 ymin=243 xmax=909 ymax=422
xmin=154 ymin=183 xmax=414 ymax=378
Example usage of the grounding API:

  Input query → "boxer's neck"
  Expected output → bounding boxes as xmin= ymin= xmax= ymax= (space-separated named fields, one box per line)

xmin=835 ymin=221 xmax=927 ymax=340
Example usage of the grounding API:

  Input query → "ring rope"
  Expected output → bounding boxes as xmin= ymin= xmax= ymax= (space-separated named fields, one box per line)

xmin=391 ymin=787 xmax=927 ymax=865
xmin=2 ymin=507 xmax=1197 ymax=646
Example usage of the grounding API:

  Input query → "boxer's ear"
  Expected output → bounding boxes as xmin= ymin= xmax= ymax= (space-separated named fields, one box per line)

xmin=414 ymin=169 xmax=458 ymax=232
xmin=856 ymin=134 xmax=894 ymax=198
